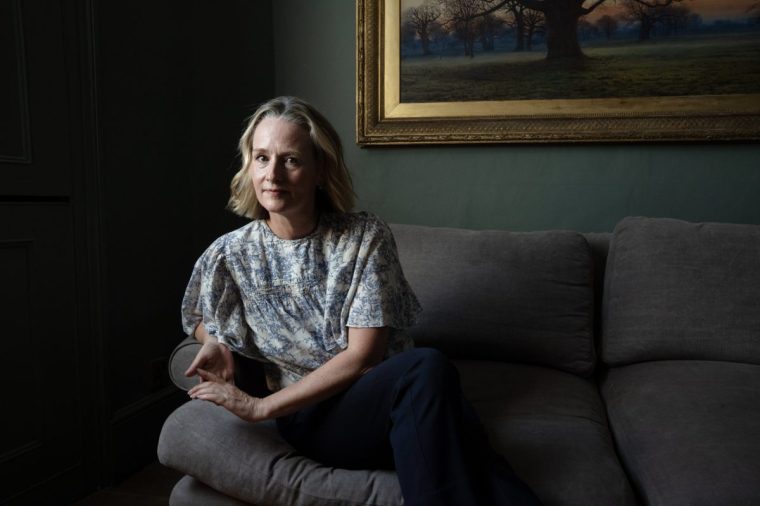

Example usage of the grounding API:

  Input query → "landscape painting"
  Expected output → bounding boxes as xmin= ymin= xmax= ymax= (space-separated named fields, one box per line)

xmin=400 ymin=0 xmax=760 ymax=102
xmin=355 ymin=0 xmax=760 ymax=144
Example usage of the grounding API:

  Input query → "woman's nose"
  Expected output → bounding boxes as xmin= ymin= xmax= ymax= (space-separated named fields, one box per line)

xmin=265 ymin=158 xmax=285 ymax=181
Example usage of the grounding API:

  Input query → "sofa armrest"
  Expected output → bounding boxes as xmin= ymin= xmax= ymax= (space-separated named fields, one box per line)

xmin=168 ymin=337 xmax=202 ymax=391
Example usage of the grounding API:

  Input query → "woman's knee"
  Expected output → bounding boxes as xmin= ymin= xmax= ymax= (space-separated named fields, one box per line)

xmin=401 ymin=348 xmax=460 ymax=392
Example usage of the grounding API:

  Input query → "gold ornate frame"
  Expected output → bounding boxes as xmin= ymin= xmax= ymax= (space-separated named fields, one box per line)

xmin=356 ymin=0 xmax=760 ymax=145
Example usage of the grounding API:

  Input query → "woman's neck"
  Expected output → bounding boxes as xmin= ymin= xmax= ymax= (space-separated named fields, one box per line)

xmin=266 ymin=212 xmax=319 ymax=240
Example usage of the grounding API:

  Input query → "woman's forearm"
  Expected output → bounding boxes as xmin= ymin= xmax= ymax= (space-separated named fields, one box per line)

xmin=187 ymin=327 xmax=389 ymax=423
xmin=193 ymin=322 xmax=215 ymax=344
xmin=256 ymin=327 xmax=389 ymax=420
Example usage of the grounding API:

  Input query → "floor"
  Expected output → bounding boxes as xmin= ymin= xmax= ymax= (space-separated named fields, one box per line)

xmin=72 ymin=462 xmax=182 ymax=506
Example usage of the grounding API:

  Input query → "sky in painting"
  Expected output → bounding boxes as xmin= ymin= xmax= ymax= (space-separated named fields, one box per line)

xmin=400 ymin=0 xmax=757 ymax=23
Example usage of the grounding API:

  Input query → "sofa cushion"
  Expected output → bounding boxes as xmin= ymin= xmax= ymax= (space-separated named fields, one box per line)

xmin=158 ymin=401 xmax=403 ymax=506
xmin=170 ymin=475 xmax=251 ymax=506
xmin=583 ymin=232 xmax=611 ymax=343
xmin=601 ymin=360 xmax=760 ymax=506
xmin=391 ymin=224 xmax=596 ymax=377
xmin=456 ymin=360 xmax=636 ymax=506
xmin=602 ymin=216 xmax=760 ymax=366
xmin=160 ymin=360 xmax=635 ymax=506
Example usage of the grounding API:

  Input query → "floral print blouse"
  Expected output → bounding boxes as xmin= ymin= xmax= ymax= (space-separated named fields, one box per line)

xmin=181 ymin=212 xmax=421 ymax=392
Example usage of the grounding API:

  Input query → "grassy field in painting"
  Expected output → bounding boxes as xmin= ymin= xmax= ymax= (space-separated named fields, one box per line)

xmin=399 ymin=32 xmax=760 ymax=102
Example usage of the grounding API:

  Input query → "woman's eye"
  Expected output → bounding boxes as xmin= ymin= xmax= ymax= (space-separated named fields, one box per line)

xmin=286 ymin=157 xmax=299 ymax=166
xmin=254 ymin=154 xmax=268 ymax=163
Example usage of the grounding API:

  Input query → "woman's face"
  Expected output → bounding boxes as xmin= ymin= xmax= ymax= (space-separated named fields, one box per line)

xmin=249 ymin=116 xmax=323 ymax=227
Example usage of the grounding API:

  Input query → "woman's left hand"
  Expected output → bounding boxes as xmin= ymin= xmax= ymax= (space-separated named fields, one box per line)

xmin=188 ymin=368 xmax=268 ymax=423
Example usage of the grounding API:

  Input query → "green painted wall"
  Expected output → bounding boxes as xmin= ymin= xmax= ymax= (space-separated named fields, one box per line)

xmin=273 ymin=0 xmax=760 ymax=232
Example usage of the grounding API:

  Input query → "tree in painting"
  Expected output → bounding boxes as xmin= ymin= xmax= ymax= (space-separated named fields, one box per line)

xmin=595 ymin=14 xmax=618 ymax=40
xmin=404 ymin=1 xmax=443 ymax=55
xmin=399 ymin=0 xmax=760 ymax=102
xmin=619 ymin=0 xmax=694 ymax=40
xmin=500 ymin=0 xmax=546 ymax=51
xmin=441 ymin=0 xmax=486 ymax=56
xmin=407 ymin=0 xmax=691 ymax=60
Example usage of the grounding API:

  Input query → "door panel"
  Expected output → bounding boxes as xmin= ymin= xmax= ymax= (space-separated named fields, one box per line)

xmin=0 ymin=0 xmax=71 ymax=196
xmin=0 ymin=206 xmax=87 ymax=503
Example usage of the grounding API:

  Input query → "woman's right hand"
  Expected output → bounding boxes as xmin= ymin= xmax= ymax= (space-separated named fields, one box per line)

xmin=185 ymin=339 xmax=235 ymax=384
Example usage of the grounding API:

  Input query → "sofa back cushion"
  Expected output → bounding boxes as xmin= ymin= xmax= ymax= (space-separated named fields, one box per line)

xmin=391 ymin=224 xmax=596 ymax=377
xmin=584 ymin=232 xmax=612 ymax=345
xmin=602 ymin=216 xmax=760 ymax=366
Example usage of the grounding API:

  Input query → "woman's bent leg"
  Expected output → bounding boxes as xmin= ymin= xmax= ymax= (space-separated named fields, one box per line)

xmin=276 ymin=354 xmax=400 ymax=470
xmin=388 ymin=349 xmax=541 ymax=506
xmin=276 ymin=348 xmax=541 ymax=505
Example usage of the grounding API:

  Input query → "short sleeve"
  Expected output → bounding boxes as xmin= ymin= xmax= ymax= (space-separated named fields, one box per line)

xmin=345 ymin=217 xmax=421 ymax=330
xmin=181 ymin=237 xmax=251 ymax=352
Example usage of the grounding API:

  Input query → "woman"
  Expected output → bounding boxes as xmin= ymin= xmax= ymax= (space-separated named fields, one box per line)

xmin=181 ymin=96 xmax=541 ymax=505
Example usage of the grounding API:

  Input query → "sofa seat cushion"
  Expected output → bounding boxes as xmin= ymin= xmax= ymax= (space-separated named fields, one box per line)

xmin=392 ymin=224 xmax=596 ymax=377
xmin=160 ymin=360 xmax=635 ymax=506
xmin=456 ymin=360 xmax=636 ymax=506
xmin=603 ymin=216 xmax=760 ymax=366
xmin=602 ymin=360 xmax=760 ymax=506
xmin=170 ymin=475 xmax=251 ymax=506
xmin=158 ymin=400 xmax=403 ymax=506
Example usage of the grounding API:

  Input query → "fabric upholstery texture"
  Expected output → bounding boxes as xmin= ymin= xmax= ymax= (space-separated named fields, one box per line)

xmin=170 ymin=475 xmax=251 ymax=506
xmin=455 ymin=360 xmax=636 ymax=506
xmin=602 ymin=216 xmax=760 ymax=366
xmin=158 ymin=400 xmax=403 ymax=506
xmin=391 ymin=224 xmax=596 ymax=377
xmin=602 ymin=360 xmax=760 ymax=506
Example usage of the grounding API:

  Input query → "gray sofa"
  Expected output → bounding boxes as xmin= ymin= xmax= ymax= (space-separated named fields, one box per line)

xmin=158 ymin=216 xmax=760 ymax=506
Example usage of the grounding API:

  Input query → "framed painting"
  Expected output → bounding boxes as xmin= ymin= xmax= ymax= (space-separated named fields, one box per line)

xmin=356 ymin=0 xmax=760 ymax=145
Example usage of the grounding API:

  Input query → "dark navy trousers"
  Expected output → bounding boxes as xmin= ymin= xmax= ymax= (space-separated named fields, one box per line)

xmin=276 ymin=348 xmax=542 ymax=506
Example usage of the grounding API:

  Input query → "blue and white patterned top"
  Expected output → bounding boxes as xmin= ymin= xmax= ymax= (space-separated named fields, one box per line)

xmin=181 ymin=212 xmax=421 ymax=391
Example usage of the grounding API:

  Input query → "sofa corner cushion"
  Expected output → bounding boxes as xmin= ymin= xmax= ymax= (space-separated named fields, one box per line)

xmin=601 ymin=360 xmax=760 ymax=506
xmin=391 ymin=224 xmax=596 ymax=377
xmin=158 ymin=400 xmax=402 ymax=506
xmin=602 ymin=216 xmax=760 ymax=366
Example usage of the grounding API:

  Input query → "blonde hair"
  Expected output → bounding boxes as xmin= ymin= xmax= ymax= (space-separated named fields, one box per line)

xmin=228 ymin=96 xmax=356 ymax=219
